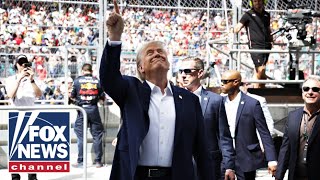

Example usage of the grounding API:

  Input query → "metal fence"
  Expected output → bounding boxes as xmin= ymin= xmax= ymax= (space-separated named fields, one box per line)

xmin=0 ymin=0 xmax=103 ymax=79
xmin=1 ymin=0 xmax=320 ymax=84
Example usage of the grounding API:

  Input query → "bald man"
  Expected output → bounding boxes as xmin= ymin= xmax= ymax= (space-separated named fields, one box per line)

xmin=220 ymin=70 xmax=277 ymax=180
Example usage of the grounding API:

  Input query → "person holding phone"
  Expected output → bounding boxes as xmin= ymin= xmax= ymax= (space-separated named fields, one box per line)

xmin=6 ymin=54 xmax=42 ymax=180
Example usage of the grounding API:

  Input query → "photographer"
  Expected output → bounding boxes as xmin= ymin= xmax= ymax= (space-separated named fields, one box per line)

xmin=233 ymin=0 xmax=273 ymax=88
xmin=6 ymin=54 xmax=42 ymax=106
xmin=5 ymin=54 xmax=42 ymax=180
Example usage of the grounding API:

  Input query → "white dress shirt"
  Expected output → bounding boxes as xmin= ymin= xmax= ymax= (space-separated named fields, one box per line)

xmin=192 ymin=86 xmax=202 ymax=103
xmin=138 ymin=81 xmax=176 ymax=167
xmin=224 ymin=92 xmax=241 ymax=147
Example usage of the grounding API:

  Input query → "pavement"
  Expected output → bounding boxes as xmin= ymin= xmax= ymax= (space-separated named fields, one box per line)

xmin=0 ymin=166 xmax=286 ymax=180
xmin=0 ymin=164 xmax=112 ymax=180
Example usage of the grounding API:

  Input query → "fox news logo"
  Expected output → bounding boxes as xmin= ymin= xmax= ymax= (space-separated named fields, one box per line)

xmin=8 ymin=111 xmax=70 ymax=173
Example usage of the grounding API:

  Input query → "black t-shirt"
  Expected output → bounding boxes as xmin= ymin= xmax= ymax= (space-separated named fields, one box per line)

xmin=71 ymin=74 xmax=105 ymax=106
xmin=240 ymin=9 xmax=272 ymax=49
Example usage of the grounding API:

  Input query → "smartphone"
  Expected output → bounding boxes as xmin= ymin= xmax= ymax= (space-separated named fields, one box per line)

xmin=23 ymin=62 xmax=32 ymax=68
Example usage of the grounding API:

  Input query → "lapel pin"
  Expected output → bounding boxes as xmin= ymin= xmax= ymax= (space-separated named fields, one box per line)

xmin=204 ymin=97 xmax=208 ymax=101
xmin=241 ymin=101 xmax=244 ymax=104
xmin=179 ymin=95 xmax=182 ymax=99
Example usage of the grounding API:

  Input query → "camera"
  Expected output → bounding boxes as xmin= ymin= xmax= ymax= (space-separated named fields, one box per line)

xmin=281 ymin=0 xmax=318 ymax=49
xmin=23 ymin=62 xmax=32 ymax=68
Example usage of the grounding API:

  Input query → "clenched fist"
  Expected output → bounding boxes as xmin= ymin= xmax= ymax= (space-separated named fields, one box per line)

xmin=106 ymin=0 xmax=124 ymax=41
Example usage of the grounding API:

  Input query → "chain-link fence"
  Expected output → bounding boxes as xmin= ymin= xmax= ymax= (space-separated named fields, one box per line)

xmin=1 ymin=0 xmax=320 ymax=86
xmin=0 ymin=0 xmax=101 ymax=79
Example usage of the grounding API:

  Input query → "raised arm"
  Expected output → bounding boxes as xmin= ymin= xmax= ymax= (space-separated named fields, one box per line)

xmin=99 ymin=0 xmax=127 ymax=107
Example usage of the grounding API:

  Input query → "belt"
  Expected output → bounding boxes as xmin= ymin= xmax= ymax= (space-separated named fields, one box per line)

xmin=136 ymin=166 xmax=171 ymax=178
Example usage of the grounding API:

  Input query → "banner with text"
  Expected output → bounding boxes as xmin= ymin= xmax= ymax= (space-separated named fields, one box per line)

xmin=8 ymin=111 xmax=70 ymax=173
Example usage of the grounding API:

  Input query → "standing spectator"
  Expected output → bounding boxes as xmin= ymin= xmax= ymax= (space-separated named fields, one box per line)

xmin=179 ymin=57 xmax=236 ymax=180
xmin=6 ymin=55 xmax=42 ymax=180
xmin=43 ymin=78 xmax=55 ymax=101
xmin=70 ymin=63 xmax=105 ymax=168
xmin=100 ymin=1 xmax=214 ymax=179
xmin=233 ymin=0 xmax=273 ymax=88
xmin=275 ymin=76 xmax=320 ymax=180
xmin=220 ymin=70 xmax=277 ymax=180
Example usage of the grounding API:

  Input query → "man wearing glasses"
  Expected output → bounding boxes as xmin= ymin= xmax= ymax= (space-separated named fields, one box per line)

xmin=276 ymin=76 xmax=320 ymax=180
xmin=220 ymin=70 xmax=277 ymax=180
xmin=179 ymin=57 xmax=236 ymax=180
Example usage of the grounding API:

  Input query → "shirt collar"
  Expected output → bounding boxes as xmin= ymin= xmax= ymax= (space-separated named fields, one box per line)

xmin=193 ymin=86 xmax=202 ymax=97
xmin=226 ymin=91 xmax=242 ymax=103
xmin=303 ymin=107 xmax=320 ymax=117
xmin=146 ymin=80 xmax=173 ymax=95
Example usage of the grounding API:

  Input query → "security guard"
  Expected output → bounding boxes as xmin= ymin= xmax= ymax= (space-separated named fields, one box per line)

xmin=71 ymin=63 xmax=105 ymax=168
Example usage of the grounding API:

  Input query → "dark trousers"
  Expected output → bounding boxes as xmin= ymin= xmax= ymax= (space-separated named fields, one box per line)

xmin=235 ymin=167 xmax=255 ymax=180
xmin=12 ymin=174 xmax=37 ymax=180
xmin=74 ymin=105 xmax=104 ymax=163
xmin=235 ymin=163 xmax=256 ymax=180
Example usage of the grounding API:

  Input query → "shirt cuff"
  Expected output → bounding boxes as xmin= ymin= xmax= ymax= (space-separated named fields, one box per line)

xmin=268 ymin=161 xmax=277 ymax=166
xmin=108 ymin=39 xmax=122 ymax=46
xmin=225 ymin=169 xmax=235 ymax=173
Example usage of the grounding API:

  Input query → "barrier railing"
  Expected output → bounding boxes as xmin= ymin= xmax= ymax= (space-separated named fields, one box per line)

xmin=267 ymin=103 xmax=304 ymax=137
xmin=0 ymin=105 xmax=89 ymax=179
xmin=229 ymin=48 xmax=320 ymax=84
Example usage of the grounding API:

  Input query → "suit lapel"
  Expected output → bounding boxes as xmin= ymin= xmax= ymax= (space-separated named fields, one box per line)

xmin=235 ymin=92 xmax=245 ymax=129
xmin=172 ymin=85 xmax=183 ymax=148
xmin=141 ymin=81 xmax=151 ymax=116
xmin=292 ymin=109 xmax=304 ymax=146
xmin=308 ymin=114 xmax=320 ymax=145
xmin=200 ymin=89 xmax=209 ymax=116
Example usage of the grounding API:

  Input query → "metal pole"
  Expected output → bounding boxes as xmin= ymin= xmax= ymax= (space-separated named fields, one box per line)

xmin=97 ymin=0 xmax=104 ymax=78
xmin=64 ymin=46 xmax=69 ymax=105
xmin=295 ymin=50 xmax=300 ymax=80
xmin=223 ymin=0 xmax=229 ymax=32
xmin=206 ymin=0 xmax=210 ymax=86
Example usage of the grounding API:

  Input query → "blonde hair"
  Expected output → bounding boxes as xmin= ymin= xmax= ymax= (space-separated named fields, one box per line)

xmin=136 ymin=41 xmax=166 ymax=80
xmin=181 ymin=57 xmax=204 ymax=70
xmin=304 ymin=75 xmax=320 ymax=83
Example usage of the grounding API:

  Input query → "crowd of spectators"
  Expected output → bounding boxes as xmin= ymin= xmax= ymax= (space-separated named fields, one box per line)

xmin=1 ymin=2 xmax=320 ymax=90
xmin=0 ymin=2 xmax=99 ymax=79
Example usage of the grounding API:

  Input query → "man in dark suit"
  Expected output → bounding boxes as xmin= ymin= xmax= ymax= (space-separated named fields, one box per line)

xmin=179 ymin=57 xmax=235 ymax=180
xmin=220 ymin=70 xmax=277 ymax=180
xmin=275 ymin=76 xmax=320 ymax=180
xmin=99 ymin=1 xmax=214 ymax=180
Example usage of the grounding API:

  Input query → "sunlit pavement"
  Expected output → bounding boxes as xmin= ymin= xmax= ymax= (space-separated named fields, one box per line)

xmin=0 ymin=166 xmax=287 ymax=180
xmin=0 ymin=164 xmax=112 ymax=180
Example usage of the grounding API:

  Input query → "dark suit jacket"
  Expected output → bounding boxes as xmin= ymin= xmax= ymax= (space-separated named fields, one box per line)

xmin=99 ymin=43 xmax=214 ymax=180
xmin=200 ymin=89 xmax=235 ymax=176
xmin=276 ymin=108 xmax=320 ymax=180
xmin=224 ymin=92 xmax=277 ymax=172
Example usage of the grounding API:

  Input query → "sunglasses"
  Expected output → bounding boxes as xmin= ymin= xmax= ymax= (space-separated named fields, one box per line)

xmin=302 ymin=86 xmax=320 ymax=93
xmin=179 ymin=69 xmax=199 ymax=74
xmin=221 ymin=79 xmax=236 ymax=84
